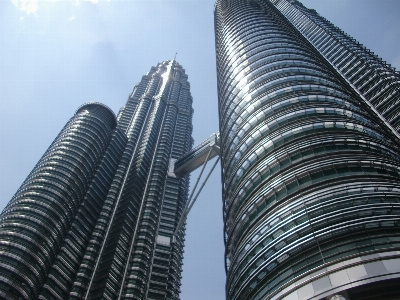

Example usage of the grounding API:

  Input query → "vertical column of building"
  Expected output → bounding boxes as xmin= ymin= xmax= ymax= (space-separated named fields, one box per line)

xmin=161 ymin=89 xmax=193 ymax=300
xmin=79 ymin=67 xmax=166 ymax=299
xmin=38 ymin=126 xmax=127 ymax=300
xmin=215 ymin=1 xmax=400 ymax=299
xmin=121 ymin=61 xmax=192 ymax=300
xmin=269 ymin=0 xmax=400 ymax=132
xmin=121 ymin=68 xmax=177 ymax=298
xmin=68 ymin=89 xmax=154 ymax=299
xmin=146 ymin=66 xmax=193 ymax=300
xmin=0 ymin=103 xmax=117 ymax=300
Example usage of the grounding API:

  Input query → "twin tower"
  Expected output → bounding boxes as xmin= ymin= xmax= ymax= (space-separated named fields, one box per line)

xmin=1 ymin=1 xmax=400 ymax=300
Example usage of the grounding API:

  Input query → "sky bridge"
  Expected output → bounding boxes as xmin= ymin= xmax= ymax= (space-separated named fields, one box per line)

xmin=170 ymin=132 xmax=221 ymax=242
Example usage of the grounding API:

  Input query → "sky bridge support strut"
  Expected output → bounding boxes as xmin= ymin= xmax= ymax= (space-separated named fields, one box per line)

xmin=171 ymin=132 xmax=220 ymax=243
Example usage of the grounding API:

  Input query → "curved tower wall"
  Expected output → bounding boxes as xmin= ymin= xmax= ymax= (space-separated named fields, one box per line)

xmin=38 ymin=126 xmax=127 ymax=300
xmin=215 ymin=1 xmax=400 ymax=299
xmin=270 ymin=0 xmax=400 ymax=132
xmin=0 ymin=103 xmax=117 ymax=299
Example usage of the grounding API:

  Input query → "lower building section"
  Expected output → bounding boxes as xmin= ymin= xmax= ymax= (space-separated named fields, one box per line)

xmin=226 ymin=175 xmax=400 ymax=300
xmin=272 ymin=251 xmax=400 ymax=300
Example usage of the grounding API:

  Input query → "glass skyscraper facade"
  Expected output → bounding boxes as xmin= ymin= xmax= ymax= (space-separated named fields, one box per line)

xmin=1 ymin=1 xmax=400 ymax=300
xmin=0 ymin=60 xmax=193 ymax=300
xmin=215 ymin=0 xmax=400 ymax=299
xmin=271 ymin=0 xmax=400 ymax=134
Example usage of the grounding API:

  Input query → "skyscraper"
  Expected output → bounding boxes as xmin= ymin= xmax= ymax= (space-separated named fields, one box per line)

xmin=0 ymin=60 xmax=193 ymax=300
xmin=271 ymin=0 xmax=400 ymax=134
xmin=214 ymin=1 xmax=400 ymax=299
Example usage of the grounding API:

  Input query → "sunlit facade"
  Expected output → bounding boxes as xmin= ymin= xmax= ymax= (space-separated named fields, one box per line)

xmin=0 ymin=60 xmax=193 ymax=300
xmin=272 ymin=0 xmax=400 ymax=133
xmin=215 ymin=0 xmax=400 ymax=299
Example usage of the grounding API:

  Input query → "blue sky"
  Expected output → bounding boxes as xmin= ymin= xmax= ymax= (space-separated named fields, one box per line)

xmin=1 ymin=1 xmax=400 ymax=299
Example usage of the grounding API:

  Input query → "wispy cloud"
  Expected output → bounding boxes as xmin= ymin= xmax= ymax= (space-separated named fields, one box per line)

xmin=12 ymin=0 xmax=103 ymax=15
xmin=73 ymin=0 xmax=101 ymax=6
xmin=68 ymin=14 xmax=76 ymax=21
xmin=12 ymin=0 xmax=39 ymax=14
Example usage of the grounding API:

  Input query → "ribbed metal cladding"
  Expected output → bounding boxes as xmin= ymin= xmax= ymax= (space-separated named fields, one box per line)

xmin=121 ymin=61 xmax=193 ymax=300
xmin=146 ymin=67 xmax=193 ymax=300
xmin=270 ymin=0 xmax=400 ymax=133
xmin=215 ymin=1 xmax=400 ymax=299
xmin=38 ymin=128 xmax=127 ymax=300
xmin=0 ymin=103 xmax=117 ymax=300
xmin=0 ymin=61 xmax=193 ymax=300
xmin=64 ymin=60 xmax=193 ymax=300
